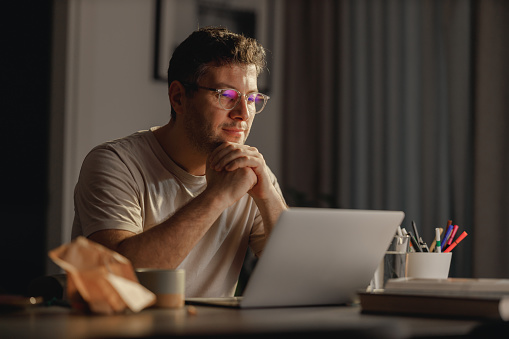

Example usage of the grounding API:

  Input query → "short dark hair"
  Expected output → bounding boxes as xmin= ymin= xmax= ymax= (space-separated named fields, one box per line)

xmin=167 ymin=26 xmax=266 ymax=120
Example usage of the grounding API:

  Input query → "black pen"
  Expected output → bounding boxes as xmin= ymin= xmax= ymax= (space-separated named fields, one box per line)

xmin=413 ymin=221 xmax=429 ymax=252
xmin=412 ymin=221 xmax=421 ymax=245
xmin=408 ymin=231 xmax=422 ymax=252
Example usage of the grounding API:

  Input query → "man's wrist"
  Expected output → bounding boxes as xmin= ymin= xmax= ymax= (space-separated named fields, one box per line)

xmin=252 ymin=185 xmax=286 ymax=210
xmin=200 ymin=185 xmax=233 ymax=211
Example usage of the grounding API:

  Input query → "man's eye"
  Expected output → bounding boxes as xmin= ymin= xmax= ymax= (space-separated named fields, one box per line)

xmin=221 ymin=90 xmax=238 ymax=100
xmin=248 ymin=94 xmax=262 ymax=103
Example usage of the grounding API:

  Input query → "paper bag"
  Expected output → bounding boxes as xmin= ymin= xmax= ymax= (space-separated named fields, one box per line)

xmin=49 ymin=236 xmax=156 ymax=314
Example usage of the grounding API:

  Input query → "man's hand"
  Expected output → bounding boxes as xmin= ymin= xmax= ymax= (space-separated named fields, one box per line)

xmin=207 ymin=142 xmax=287 ymax=240
xmin=205 ymin=164 xmax=257 ymax=207
xmin=208 ymin=142 xmax=276 ymax=200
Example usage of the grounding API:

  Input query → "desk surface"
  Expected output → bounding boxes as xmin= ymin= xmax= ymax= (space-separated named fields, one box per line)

xmin=0 ymin=304 xmax=490 ymax=339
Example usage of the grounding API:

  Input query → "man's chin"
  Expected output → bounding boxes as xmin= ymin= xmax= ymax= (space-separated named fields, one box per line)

xmin=202 ymin=137 xmax=247 ymax=154
xmin=208 ymin=141 xmax=224 ymax=153
xmin=212 ymin=137 xmax=245 ymax=148
xmin=223 ymin=135 xmax=247 ymax=145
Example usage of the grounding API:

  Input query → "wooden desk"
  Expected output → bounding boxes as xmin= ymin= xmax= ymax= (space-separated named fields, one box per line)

xmin=0 ymin=304 xmax=489 ymax=338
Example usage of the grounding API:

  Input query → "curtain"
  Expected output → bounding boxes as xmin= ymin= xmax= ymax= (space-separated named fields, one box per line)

xmin=473 ymin=0 xmax=509 ymax=278
xmin=282 ymin=0 xmax=476 ymax=277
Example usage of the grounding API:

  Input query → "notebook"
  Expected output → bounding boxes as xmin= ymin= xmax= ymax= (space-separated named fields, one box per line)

xmin=186 ymin=207 xmax=405 ymax=308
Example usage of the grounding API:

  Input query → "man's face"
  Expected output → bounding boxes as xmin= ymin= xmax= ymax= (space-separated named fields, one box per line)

xmin=182 ymin=64 xmax=258 ymax=155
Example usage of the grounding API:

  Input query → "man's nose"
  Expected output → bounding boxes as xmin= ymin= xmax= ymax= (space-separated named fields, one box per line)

xmin=229 ymin=96 xmax=251 ymax=121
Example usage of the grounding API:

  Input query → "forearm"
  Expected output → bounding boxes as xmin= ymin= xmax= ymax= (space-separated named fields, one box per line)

xmin=90 ymin=189 xmax=228 ymax=269
xmin=253 ymin=186 xmax=288 ymax=237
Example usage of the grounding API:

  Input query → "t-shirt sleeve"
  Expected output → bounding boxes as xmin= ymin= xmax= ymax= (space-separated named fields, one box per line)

xmin=249 ymin=169 xmax=285 ymax=257
xmin=73 ymin=147 xmax=143 ymax=237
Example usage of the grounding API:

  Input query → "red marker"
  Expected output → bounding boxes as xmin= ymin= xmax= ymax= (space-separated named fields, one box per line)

xmin=444 ymin=231 xmax=468 ymax=253
xmin=447 ymin=225 xmax=459 ymax=245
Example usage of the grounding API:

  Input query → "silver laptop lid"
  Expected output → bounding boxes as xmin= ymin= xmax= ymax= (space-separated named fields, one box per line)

xmin=241 ymin=208 xmax=405 ymax=308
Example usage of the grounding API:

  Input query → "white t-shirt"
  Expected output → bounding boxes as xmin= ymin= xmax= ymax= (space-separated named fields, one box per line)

xmin=72 ymin=127 xmax=282 ymax=297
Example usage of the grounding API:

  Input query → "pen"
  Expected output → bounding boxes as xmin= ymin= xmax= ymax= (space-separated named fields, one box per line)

xmin=397 ymin=226 xmax=403 ymax=237
xmin=446 ymin=219 xmax=453 ymax=229
xmin=412 ymin=221 xmax=429 ymax=252
xmin=412 ymin=221 xmax=421 ymax=245
xmin=434 ymin=228 xmax=441 ymax=253
xmin=447 ymin=225 xmax=459 ymax=245
xmin=429 ymin=227 xmax=443 ymax=252
xmin=443 ymin=219 xmax=453 ymax=246
xmin=408 ymin=231 xmax=422 ymax=252
xmin=441 ymin=224 xmax=454 ymax=250
xmin=444 ymin=231 xmax=468 ymax=253
xmin=401 ymin=228 xmax=414 ymax=252
xmin=419 ymin=237 xmax=430 ymax=252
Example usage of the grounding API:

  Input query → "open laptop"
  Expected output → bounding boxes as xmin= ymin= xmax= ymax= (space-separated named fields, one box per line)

xmin=186 ymin=207 xmax=405 ymax=308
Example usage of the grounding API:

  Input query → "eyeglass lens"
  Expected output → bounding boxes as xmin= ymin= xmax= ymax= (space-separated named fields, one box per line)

xmin=219 ymin=90 xmax=266 ymax=113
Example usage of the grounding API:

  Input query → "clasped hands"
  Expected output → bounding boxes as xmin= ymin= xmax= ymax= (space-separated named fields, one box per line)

xmin=206 ymin=142 xmax=273 ymax=206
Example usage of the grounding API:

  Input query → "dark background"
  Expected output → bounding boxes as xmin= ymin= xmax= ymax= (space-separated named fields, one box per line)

xmin=2 ymin=1 xmax=52 ymax=295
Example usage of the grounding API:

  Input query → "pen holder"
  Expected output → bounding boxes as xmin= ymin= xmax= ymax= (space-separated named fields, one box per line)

xmin=371 ymin=235 xmax=409 ymax=290
xmin=406 ymin=252 xmax=452 ymax=279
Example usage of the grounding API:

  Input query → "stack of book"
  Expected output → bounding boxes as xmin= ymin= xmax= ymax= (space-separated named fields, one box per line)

xmin=358 ymin=277 xmax=509 ymax=320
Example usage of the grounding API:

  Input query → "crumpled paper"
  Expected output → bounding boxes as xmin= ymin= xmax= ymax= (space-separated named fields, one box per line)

xmin=49 ymin=236 xmax=156 ymax=314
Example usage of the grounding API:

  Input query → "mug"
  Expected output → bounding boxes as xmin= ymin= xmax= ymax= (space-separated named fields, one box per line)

xmin=135 ymin=268 xmax=185 ymax=308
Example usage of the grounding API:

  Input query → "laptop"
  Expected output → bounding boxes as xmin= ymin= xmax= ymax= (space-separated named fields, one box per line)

xmin=186 ymin=207 xmax=405 ymax=308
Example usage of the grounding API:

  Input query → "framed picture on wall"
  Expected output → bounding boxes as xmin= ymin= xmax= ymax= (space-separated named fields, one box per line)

xmin=153 ymin=0 xmax=274 ymax=93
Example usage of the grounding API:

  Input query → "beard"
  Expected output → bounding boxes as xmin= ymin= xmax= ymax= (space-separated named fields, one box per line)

xmin=183 ymin=116 xmax=221 ymax=155
xmin=183 ymin=109 xmax=250 ymax=156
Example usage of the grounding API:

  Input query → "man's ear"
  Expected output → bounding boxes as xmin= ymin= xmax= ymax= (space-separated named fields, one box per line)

xmin=168 ymin=81 xmax=186 ymax=115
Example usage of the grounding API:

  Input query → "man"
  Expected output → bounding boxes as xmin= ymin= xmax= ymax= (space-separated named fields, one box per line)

xmin=71 ymin=27 xmax=287 ymax=297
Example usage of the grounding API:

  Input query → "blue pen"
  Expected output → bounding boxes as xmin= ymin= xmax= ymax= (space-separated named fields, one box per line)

xmin=441 ymin=224 xmax=454 ymax=250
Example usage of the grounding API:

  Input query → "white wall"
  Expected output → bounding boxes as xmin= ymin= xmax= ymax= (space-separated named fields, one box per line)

xmin=59 ymin=0 xmax=170 ymax=247
xmin=50 ymin=0 xmax=283 ymax=268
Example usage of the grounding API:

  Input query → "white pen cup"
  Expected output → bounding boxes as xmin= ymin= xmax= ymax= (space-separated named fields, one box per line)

xmin=135 ymin=268 xmax=185 ymax=308
xmin=406 ymin=252 xmax=452 ymax=279
xmin=371 ymin=235 xmax=409 ymax=290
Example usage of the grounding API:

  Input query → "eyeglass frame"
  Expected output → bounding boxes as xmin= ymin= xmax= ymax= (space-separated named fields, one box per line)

xmin=181 ymin=82 xmax=270 ymax=114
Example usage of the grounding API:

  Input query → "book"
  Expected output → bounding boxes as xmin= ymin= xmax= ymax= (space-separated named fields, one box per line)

xmin=358 ymin=291 xmax=509 ymax=321
xmin=384 ymin=277 xmax=509 ymax=296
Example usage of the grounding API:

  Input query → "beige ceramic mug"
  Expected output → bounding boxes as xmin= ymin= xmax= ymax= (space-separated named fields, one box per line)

xmin=135 ymin=268 xmax=185 ymax=308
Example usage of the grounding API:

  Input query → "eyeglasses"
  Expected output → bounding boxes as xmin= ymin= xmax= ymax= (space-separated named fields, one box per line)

xmin=182 ymin=83 xmax=270 ymax=114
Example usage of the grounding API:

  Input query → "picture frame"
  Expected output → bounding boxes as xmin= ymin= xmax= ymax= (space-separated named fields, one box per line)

xmin=153 ymin=0 xmax=274 ymax=94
